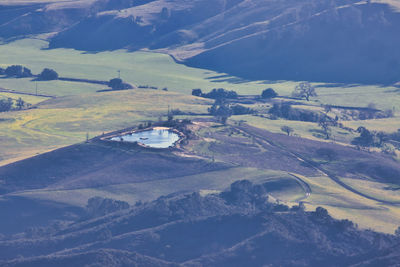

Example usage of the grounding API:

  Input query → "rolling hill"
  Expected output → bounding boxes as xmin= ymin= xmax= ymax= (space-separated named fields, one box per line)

xmin=1 ymin=0 xmax=400 ymax=83
xmin=1 ymin=180 xmax=400 ymax=266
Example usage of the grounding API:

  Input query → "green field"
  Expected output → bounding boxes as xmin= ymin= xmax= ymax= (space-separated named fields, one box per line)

xmin=0 ymin=90 xmax=211 ymax=165
xmin=0 ymin=38 xmax=269 ymax=96
xmin=300 ymin=175 xmax=400 ymax=233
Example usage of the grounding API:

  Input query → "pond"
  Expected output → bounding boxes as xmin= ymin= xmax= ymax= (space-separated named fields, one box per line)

xmin=110 ymin=128 xmax=180 ymax=148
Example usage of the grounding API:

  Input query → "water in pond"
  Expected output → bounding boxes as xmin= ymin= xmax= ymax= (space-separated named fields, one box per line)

xmin=111 ymin=129 xmax=180 ymax=148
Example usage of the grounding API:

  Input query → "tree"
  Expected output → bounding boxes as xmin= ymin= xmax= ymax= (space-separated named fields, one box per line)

xmin=0 ymin=98 xmax=13 ymax=112
xmin=192 ymin=88 xmax=203 ymax=97
xmin=261 ymin=88 xmax=278 ymax=99
xmin=208 ymin=100 xmax=232 ymax=124
xmin=315 ymin=207 xmax=329 ymax=218
xmin=16 ymin=97 xmax=25 ymax=110
xmin=352 ymin=127 xmax=374 ymax=147
xmin=318 ymin=118 xmax=331 ymax=139
xmin=281 ymin=126 xmax=294 ymax=136
xmin=395 ymin=226 xmax=400 ymax=237
xmin=5 ymin=65 xmax=32 ymax=78
xmin=376 ymin=131 xmax=387 ymax=147
xmin=292 ymin=82 xmax=317 ymax=101
xmin=108 ymin=78 xmax=123 ymax=90
xmin=39 ymin=68 xmax=58 ymax=80
xmin=0 ymin=67 xmax=4 ymax=75
xmin=108 ymin=78 xmax=133 ymax=90
xmin=323 ymin=104 xmax=332 ymax=114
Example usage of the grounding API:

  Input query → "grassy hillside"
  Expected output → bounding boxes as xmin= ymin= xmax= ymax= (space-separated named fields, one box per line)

xmin=3 ymin=119 xmax=400 ymax=233
xmin=1 ymin=181 xmax=400 ymax=266
xmin=0 ymin=89 xmax=211 ymax=165
xmin=0 ymin=38 xmax=266 ymax=96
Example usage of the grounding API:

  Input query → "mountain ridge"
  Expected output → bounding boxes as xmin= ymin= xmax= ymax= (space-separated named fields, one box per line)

xmin=1 ymin=0 xmax=400 ymax=83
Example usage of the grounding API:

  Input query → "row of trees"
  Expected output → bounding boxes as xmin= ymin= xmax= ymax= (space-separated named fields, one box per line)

xmin=192 ymin=87 xmax=279 ymax=100
xmin=192 ymin=88 xmax=238 ymax=99
xmin=0 ymin=65 xmax=59 ymax=80
xmin=1 ymin=65 xmax=32 ymax=78
xmin=192 ymin=83 xmax=316 ymax=102
xmin=351 ymin=126 xmax=397 ymax=150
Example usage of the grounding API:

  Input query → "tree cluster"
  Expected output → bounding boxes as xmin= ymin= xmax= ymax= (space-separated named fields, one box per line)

xmin=192 ymin=88 xmax=238 ymax=99
xmin=269 ymin=102 xmax=326 ymax=123
xmin=108 ymin=78 xmax=133 ymax=90
xmin=351 ymin=126 xmax=389 ymax=148
xmin=4 ymin=65 xmax=32 ymax=78
xmin=208 ymin=101 xmax=232 ymax=124
xmin=38 ymin=68 xmax=59 ymax=80
xmin=0 ymin=97 xmax=26 ymax=112
xmin=209 ymin=100 xmax=254 ymax=123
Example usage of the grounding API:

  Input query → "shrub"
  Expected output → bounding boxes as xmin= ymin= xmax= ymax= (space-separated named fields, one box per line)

xmin=315 ymin=148 xmax=337 ymax=161
xmin=39 ymin=68 xmax=58 ymax=80
xmin=171 ymin=108 xmax=184 ymax=115
xmin=261 ymin=88 xmax=278 ymax=99
xmin=5 ymin=65 xmax=32 ymax=78
xmin=86 ymin=197 xmax=130 ymax=218
xmin=230 ymin=104 xmax=255 ymax=115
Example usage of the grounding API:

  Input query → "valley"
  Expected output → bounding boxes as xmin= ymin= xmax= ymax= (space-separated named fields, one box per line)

xmin=1 ymin=0 xmax=400 ymax=266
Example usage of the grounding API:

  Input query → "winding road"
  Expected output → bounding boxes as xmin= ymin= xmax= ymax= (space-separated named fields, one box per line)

xmin=233 ymin=123 xmax=400 ymax=206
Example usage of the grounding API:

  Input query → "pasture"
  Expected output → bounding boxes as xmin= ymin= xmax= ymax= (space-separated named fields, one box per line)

xmin=0 ymin=90 xmax=211 ymax=165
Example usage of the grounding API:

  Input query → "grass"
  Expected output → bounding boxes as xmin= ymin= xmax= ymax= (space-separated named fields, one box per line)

xmin=1 ymin=38 xmax=398 ymax=108
xmin=231 ymin=115 xmax=357 ymax=144
xmin=300 ymin=175 xmax=400 ymax=234
xmin=342 ymin=117 xmax=400 ymax=133
xmin=9 ymin=167 xmax=303 ymax=206
xmin=0 ymin=78 xmax=105 ymax=96
xmin=0 ymin=90 xmax=211 ymax=165
xmin=0 ymin=38 xmax=271 ymax=96
xmin=340 ymin=177 xmax=400 ymax=203
xmin=315 ymin=84 xmax=400 ymax=111
xmin=0 ymin=91 xmax=48 ymax=105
